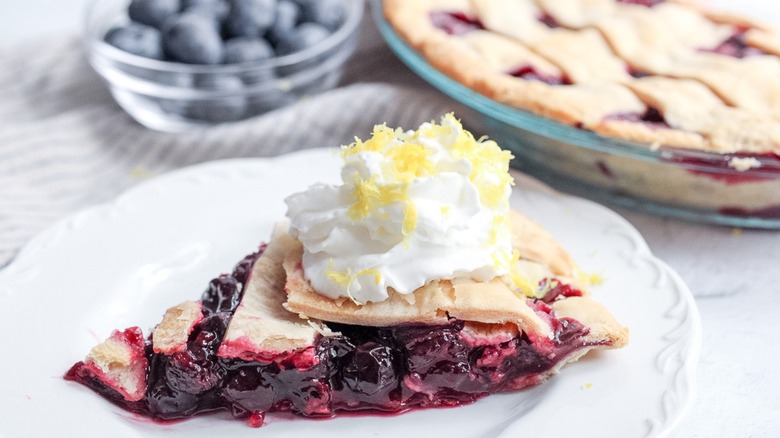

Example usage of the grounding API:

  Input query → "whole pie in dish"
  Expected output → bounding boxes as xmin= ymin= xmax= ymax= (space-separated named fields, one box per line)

xmin=65 ymin=115 xmax=628 ymax=427
xmin=384 ymin=0 xmax=780 ymax=155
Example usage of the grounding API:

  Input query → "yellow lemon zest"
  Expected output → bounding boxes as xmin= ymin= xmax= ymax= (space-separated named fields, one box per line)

xmin=443 ymin=114 xmax=514 ymax=209
xmin=402 ymin=201 xmax=418 ymax=237
xmin=495 ymin=249 xmax=536 ymax=298
xmin=325 ymin=259 xmax=383 ymax=305
xmin=341 ymin=124 xmax=400 ymax=157
xmin=485 ymin=214 xmax=510 ymax=249
xmin=575 ymin=269 xmax=605 ymax=287
xmin=386 ymin=142 xmax=435 ymax=183
xmin=348 ymin=174 xmax=403 ymax=217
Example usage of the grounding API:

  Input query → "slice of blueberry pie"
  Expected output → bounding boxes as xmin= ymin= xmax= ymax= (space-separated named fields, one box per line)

xmin=66 ymin=115 xmax=628 ymax=427
xmin=384 ymin=0 xmax=780 ymax=154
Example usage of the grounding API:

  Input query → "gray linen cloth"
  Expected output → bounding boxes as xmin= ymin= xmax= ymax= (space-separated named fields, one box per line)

xmin=0 ymin=23 xmax=477 ymax=268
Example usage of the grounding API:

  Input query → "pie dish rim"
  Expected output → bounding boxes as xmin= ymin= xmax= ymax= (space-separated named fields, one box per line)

xmin=371 ymin=0 xmax=780 ymax=174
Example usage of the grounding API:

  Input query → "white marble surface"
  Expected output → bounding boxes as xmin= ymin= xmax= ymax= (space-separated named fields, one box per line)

xmin=1 ymin=1 xmax=779 ymax=437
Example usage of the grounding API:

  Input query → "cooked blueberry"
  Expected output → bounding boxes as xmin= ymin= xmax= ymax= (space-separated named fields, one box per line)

xmin=224 ymin=0 xmax=278 ymax=38
xmin=105 ymin=24 xmax=164 ymax=59
xmin=222 ymin=367 xmax=276 ymax=412
xmin=128 ymin=0 xmax=181 ymax=29
xmin=224 ymin=37 xmax=274 ymax=63
xmin=268 ymin=0 xmax=300 ymax=45
xmin=275 ymin=23 xmax=330 ymax=55
xmin=163 ymin=12 xmax=225 ymax=64
xmin=300 ymin=0 xmax=345 ymax=31
xmin=165 ymin=350 xmax=223 ymax=394
xmin=231 ymin=248 xmax=263 ymax=284
xmin=342 ymin=341 xmax=398 ymax=396
xmin=146 ymin=374 xmax=200 ymax=418
xmin=201 ymin=276 xmax=241 ymax=314
xmin=188 ymin=74 xmax=247 ymax=121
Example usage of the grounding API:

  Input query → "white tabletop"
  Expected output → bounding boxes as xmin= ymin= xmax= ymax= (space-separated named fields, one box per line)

xmin=1 ymin=1 xmax=778 ymax=437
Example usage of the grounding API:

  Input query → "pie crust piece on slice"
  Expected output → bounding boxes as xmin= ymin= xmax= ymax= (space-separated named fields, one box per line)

xmin=65 ymin=212 xmax=627 ymax=425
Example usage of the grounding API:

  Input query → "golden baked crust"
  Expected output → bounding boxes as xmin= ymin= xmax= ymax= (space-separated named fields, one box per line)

xmin=282 ymin=211 xmax=628 ymax=349
xmin=384 ymin=0 xmax=780 ymax=153
xmin=152 ymin=301 xmax=203 ymax=354
xmin=218 ymin=223 xmax=321 ymax=360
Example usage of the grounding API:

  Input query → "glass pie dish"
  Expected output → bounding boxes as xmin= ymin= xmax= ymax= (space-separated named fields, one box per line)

xmin=371 ymin=0 xmax=780 ymax=229
xmin=84 ymin=0 xmax=363 ymax=132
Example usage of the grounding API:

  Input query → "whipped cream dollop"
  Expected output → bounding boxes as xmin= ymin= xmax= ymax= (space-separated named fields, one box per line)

xmin=285 ymin=114 xmax=516 ymax=304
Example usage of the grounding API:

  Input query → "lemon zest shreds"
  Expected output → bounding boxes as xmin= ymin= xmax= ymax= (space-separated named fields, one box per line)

xmin=343 ymin=114 xmax=513 ymax=253
xmin=496 ymin=249 xmax=536 ymax=298
xmin=347 ymin=175 xmax=404 ymax=219
xmin=575 ymin=269 xmax=605 ymax=287
xmin=486 ymin=214 xmax=510 ymax=249
xmin=342 ymin=124 xmax=398 ymax=157
xmin=402 ymin=202 xmax=418 ymax=237
xmin=325 ymin=259 xmax=383 ymax=305
xmin=386 ymin=143 xmax=434 ymax=183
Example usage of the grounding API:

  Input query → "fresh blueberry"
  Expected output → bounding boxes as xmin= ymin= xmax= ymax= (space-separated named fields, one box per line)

xmin=153 ymin=72 xmax=196 ymax=117
xmin=275 ymin=22 xmax=330 ymax=56
xmin=224 ymin=37 xmax=274 ymax=63
xmin=300 ymin=0 xmax=345 ymax=31
xmin=223 ymin=0 xmax=278 ymax=38
xmin=104 ymin=24 xmax=164 ymax=59
xmin=288 ymin=0 xmax=316 ymax=7
xmin=184 ymin=3 xmax=227 ymax=30
xmin=188 ymin=74 xmax=247 ymax=122
xmin=128 ymin=0 xmax=181 ymax=29
xmin=181 ymin=0 xmax=227 ymax=13
xmin=268 ymin=0 xmax=300 ymax=45
xmin=155 ymin=72 xmax=195 ymax=87
xmin=196 ymin=74 xmax=244 ymax=91
xmin=162 ymin=12 xmax=225 ymax=64
xmin=247 ymin=88 xmax=294 ymax=114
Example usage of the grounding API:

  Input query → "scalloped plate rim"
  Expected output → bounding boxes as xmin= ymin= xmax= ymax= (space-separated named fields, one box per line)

xmin=0 ymin=149 xmax=701 ymax=437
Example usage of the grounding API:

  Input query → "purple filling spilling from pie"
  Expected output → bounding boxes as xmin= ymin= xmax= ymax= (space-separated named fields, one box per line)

xmin=537 ymin=13 xmax=560 ymax=29
xmin=704 ymin=30 xmax=766 ymax=58
xmin=65 ymin=248 xmax=603 ymax=426
xmin=663 ymin=151 xmax=780 ymax=185
xmin=508 ymin=65 xmax=570 ymax=85
xmin=603 ymin=107 xmax=671 ymax=130
xmin=720 ymin=204 xmax=780 ymax=218
xmin=627 ymin=66 xmax=651 ymax=79
xmin=429 ymin=11 xmax=484 ymax=35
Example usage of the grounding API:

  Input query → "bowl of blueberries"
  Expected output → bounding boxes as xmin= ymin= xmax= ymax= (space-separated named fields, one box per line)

xmin=84 ymin=0 xmax=364 ymax=132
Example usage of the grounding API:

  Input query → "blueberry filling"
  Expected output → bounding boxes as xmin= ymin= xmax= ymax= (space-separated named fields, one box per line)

xmin=537 ymin=13 xmax=560 ymax=29
xmin=604 ymin=107 xmax=670 ymax=129
xmin=66 ymin=249 xmax=597 ymax=427
xmin=627 ymin=66 xmax=651 ymax=79
xmin=704 ymin=30 xmax=765 ymax=58
xmin=429 ymin=11 xmax=484 ymax=35
xmin=508 ymin=65 xmax=571 ymax=85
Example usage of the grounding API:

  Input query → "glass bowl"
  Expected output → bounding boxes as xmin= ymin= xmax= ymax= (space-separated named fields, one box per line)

xmin=84 ymin=0 xmax=364 ymax=132
xmin=372 ymin=0 xmax=780 ymax=229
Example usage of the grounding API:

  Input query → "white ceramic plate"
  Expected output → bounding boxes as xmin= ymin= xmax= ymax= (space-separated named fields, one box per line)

xmin=0 ymin=149 xmax=700 ymax=437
